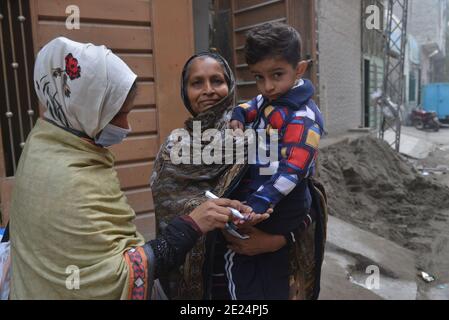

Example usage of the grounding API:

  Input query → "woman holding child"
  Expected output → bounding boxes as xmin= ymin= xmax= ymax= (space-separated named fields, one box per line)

xmin=151 ymin=22 xmax=328 ymax=300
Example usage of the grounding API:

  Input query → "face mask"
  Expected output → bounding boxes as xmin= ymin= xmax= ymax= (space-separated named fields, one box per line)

xmin=94 ymin=123 xmax=131 ymax=147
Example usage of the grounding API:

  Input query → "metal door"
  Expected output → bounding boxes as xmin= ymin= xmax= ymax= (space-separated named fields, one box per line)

xmin=437 ymin=83 xmax=449 ymax=119
xmin=0 ymin=0 xmax=39 ymax=177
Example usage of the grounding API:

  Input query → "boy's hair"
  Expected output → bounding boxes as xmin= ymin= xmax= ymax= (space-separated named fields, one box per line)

xmin=245 ymin=22 xmax=302 ymax=67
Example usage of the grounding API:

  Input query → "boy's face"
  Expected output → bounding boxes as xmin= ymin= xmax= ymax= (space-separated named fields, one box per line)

xmin=249 ymin=57 xmax=307 ymax=101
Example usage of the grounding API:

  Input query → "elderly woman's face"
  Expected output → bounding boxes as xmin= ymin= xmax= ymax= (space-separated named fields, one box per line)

xmin=187 ymin=57 xmax=229 ymax=114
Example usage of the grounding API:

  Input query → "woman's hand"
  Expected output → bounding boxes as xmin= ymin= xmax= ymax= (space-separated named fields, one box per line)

xmin=222 ymin=227 xmax=287 ymax=256
xmin=189 ymin=199 xmax=252 ymax=234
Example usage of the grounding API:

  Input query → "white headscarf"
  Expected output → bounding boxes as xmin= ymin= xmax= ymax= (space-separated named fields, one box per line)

xmin=33 ymin=37 xmax=137 ymax=138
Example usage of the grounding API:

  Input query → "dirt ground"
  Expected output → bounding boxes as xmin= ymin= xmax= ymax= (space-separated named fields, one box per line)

xmin=318 ymin=134 xmax=449 ymax=299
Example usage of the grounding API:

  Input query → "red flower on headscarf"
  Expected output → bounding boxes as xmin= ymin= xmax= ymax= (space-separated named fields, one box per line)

xmin=65 ymin=53 xmax=81 ymax=80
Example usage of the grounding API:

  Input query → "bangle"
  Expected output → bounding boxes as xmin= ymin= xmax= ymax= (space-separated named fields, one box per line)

xmin=283 ymin=232 xmax=296 ymax=247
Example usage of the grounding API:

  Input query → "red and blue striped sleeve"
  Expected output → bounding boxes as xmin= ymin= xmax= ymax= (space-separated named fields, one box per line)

xmin=231 ymin=98 xmax=259 ymax=124
xmin=246 ymin=116 xmax=322 ymax=214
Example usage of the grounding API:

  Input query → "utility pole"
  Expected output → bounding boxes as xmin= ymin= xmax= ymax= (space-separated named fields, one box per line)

xmin=379 ymin=0 xmax=409 ymax=152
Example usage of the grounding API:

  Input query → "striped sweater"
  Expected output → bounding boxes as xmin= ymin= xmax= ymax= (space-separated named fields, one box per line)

xmin=231 ymin=79 xmax=325 ymax=216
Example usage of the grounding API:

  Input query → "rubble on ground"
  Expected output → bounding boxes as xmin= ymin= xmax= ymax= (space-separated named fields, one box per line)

xmin=318 ymin=135 xmax=449 ymax=254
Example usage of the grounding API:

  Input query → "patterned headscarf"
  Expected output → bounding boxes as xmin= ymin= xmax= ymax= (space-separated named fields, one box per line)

xmin=33 ymin=37 xmax=137 ymax=138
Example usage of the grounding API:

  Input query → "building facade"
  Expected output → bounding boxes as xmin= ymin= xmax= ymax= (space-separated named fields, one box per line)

xmin=408 ymin=0 xmax=448 ymax=84
xmin=316 ymin=0 xmax=364 ymax=135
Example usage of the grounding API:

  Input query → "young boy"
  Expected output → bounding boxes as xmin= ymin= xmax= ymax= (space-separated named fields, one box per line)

xmin=226 ymin=22 xmax=325 ymax=299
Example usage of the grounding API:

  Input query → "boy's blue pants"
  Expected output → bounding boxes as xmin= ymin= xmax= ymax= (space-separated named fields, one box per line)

xmin=224 ymin=246 xmax=290 ymax=300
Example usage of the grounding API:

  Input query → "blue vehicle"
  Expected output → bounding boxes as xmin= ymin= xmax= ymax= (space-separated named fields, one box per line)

xmin=422 ymin=83 xmax=449 ymax=122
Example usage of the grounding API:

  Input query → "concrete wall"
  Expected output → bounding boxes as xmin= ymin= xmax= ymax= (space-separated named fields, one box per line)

xmin=409 ymin=0 xmax=447 ymax=54
xmin=408 ymin=0 xmax=448 ymax=84
xmin=317 ymin=0 xmax=363 ymax=136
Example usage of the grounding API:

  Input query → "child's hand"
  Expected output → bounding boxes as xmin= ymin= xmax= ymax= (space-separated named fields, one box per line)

xmin=233 ymin=208 xmax=272 ymax=228
xmin=222 ymin=226 xmax=286 ymax=256
xmin=229 ymin=120 xmax=245 ymax=131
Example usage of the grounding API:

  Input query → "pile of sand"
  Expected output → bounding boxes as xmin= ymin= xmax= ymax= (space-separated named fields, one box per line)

xmin=318 ymin=136 xmax=449 ymax=256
